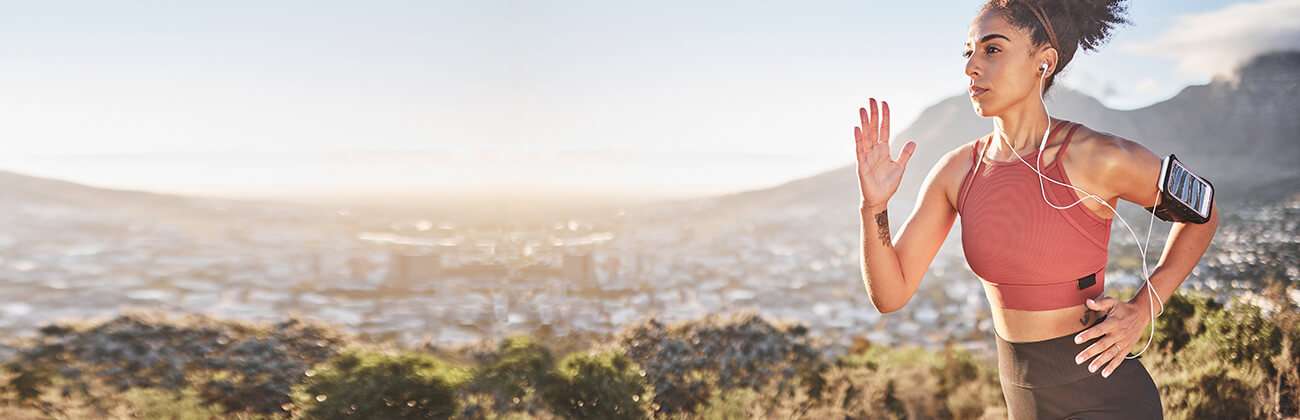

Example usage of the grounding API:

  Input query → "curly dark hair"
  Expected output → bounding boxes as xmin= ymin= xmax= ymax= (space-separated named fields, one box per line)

xmin=980 ymin=0 xmax=1131 ymax=94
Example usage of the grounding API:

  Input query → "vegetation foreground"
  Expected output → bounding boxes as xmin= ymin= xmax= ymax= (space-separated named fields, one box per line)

xmin=0 ymin=286 xmax=1297 ymax=420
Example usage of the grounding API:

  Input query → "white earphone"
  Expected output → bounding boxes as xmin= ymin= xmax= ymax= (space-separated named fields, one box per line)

xmin=973 ymin=59 xmax=1165 ymax=359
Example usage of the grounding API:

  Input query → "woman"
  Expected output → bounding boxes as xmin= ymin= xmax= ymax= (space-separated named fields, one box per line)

xmin=853 ymin=0 xmax=1219 ymax=418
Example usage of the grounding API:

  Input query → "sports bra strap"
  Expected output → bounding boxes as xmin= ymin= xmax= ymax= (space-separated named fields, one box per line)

xmin=958 ymin=120 xmax=1076 ymax=215
xmin=957 ymin=139 xmax=984 ymax=214
xmin=1055 ymin=122 xmax=1082 ymax=162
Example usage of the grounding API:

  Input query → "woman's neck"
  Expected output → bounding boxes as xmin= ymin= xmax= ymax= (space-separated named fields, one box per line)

xmin=989 ymin=104 xmax=1058 ymax=160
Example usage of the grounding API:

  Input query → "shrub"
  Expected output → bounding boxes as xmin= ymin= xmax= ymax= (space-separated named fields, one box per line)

xmin=687 ymin=387 xmax=761 ymax=420
xmin=293 ymin=347 xmax=470 ymax=420
xmin=1158 ymin=360 xmax=1256 ymax=420
xmin=121 ymin=387 xmax=234 ymax=420
xmin=0 ymin=312 xmax=344 ymax=415
xmin=1202 ymin=298 xmax=1282 ymax=375
xmin=798 ymin=365 xmax=897 ymax=419
xmin=834 ymin=342 xmax=1002 ymax=420
xmin=1146 ymin=289 xmax=1300 ymax=419
xmin=540 ymin=349 xmax=652 ymax=420
xmin=465 ymin=335 xmax=556 ymax=416
xmin=619 ymin=313 xmax=827 ymax=415
xmin=1257 ymin=282 xmax=1300 ymax=418
xmin=1151 ymin=291 xmax=1221 ymax=354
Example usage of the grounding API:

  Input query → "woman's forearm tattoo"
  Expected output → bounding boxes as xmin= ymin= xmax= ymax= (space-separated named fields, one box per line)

xmin=874 ymin=209 xmax=891 ymax=247
xmin=861 ymin=208 xmax=892 ymax=274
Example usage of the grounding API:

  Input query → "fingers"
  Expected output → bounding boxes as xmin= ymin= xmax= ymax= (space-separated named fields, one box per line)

xmin=1086 ymin=296 xmax=1117 ymax=313
xmin=1074 ymin=317 xmax=1116 ymax=344
xmin=881 ymin=100 xmax=891 ymax=146
xmin=1075 ymin=336 xmax=1109 ymax=364
xmin=858 ymin=108 xmax=874 ymax=153
xmin=854 ymin=126 xmax=864 ymax=157
xmin=1088 ymin=345 xmax=1123 ymax=375
xmin=868 ymin=98 xmax=879 ymax=144
xmin=898 ymin=141 xmax=917 ymax=167
xmin=1100 ymin=350 xmax=1126 ymax=378
xmin=858 ymin=98 xmax=897 ymax=159
xmin=1076 ymin=337 xmax=1116 ymax=369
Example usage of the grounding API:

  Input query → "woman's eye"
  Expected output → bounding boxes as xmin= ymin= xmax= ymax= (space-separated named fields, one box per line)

xmin=962 ymin=46 xmax=998 ymax=59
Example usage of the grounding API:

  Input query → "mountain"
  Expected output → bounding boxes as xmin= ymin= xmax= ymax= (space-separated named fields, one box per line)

xmin=0 ymin=170 xmax=200 ymax=209
xmin=0 ymin=169 xmax=317 ymax=224
xmin=635 ymin=50 xmax=1300 ymax=248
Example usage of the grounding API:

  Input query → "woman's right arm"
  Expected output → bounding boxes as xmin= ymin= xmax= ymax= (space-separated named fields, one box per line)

xmin=854 ymin=98 xmax=959 ymax=314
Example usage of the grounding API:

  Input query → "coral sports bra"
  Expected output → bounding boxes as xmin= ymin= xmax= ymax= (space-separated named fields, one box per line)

xmin=956 ymin=121 xmax=1113 ymax=311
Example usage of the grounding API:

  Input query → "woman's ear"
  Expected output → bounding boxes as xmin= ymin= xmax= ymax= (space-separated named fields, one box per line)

xmin=1038 ymin=46 xmax=1059 ymax=75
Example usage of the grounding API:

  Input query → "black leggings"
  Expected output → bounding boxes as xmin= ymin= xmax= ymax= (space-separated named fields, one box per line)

xmin=996 ymin=320 xmax=1164 ymax=419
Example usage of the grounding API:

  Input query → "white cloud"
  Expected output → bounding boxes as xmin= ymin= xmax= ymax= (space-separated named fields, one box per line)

xmin=1120 ymin=0 xmax=1300 ymax=78
xmin=1134 ymin=78 xmax=1160 ymax=95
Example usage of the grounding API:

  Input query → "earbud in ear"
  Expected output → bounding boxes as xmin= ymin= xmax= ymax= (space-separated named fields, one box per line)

xmin=1040 ymin=62 xmax=1049 ymax=73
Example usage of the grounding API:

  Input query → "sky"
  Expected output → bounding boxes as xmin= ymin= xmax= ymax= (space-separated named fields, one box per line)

xmin=0 ymin=0 xmax=1295 ymax=200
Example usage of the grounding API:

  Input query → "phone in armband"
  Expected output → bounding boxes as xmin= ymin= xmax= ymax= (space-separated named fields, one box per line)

xmin=1146 ymin=154 xmax=1214 ymax=224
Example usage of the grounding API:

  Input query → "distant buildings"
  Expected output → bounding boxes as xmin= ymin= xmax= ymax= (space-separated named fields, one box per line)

xmin=6 ymin=191 xmax=1289 ymax=357
xmin=360 ymin=227 xmax=609 ymax=293
xmin=387 ymin=250 xmax=441 ymax=290
xmin=563 ymin=253 xmax=596 ymax=290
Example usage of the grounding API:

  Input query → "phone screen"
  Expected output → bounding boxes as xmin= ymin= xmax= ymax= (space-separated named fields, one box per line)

xmin=1168 ymin=158 xmax=1211 ymax=217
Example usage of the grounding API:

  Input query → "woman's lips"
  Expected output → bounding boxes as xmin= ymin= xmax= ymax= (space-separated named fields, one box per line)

xmin=970 ymin=87 xmax=989 ymax=98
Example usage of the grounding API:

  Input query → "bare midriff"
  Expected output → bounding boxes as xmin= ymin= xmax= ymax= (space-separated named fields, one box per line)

xmin=986 ymin=287 xmax=1093 ymax=343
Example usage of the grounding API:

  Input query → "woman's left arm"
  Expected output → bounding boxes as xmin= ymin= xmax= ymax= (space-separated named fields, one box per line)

xmin=1072 ymin=136 xmax=1221 ymax=378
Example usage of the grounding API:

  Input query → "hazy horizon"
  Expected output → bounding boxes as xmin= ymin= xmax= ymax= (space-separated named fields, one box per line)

xmin=0 ymin=149 xmax=830 ymax=202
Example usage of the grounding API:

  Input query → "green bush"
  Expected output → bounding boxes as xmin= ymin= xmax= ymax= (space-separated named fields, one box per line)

xmin=540 ymin=349 xmax=652 ymax=420
xmin=668 ymin=367 xmax=901 ymax=420
xmin=0 ymin=373 xmax=278 ymax=419
xmin=688 ymin=387 xmax=760 ymax=420
xmin=1270 ymin=302 xmax=1300 ymax=417
xmin=1158 ymin=360 xmax=1256 ymax=420
xmin=835 ymin=342 xmax=1003 ymax=420
xmin=1202 ymin=299 xmax=1283 ymax=375
xmin=800 ymin=365 xmax=898 ymax=420
xmin=465 ymin=335 xmax=556 ymax=416
xmin=0 ymin=313 xmax=344 ymax=415
xmin=120 ymin=387 xmax=278 ymax=420
xmin=619 ymin=314 xmax=827 ymax=415
xmin=3 ymin=289 xmax=1298 ymax=419
xmin=1145 ymin=290 xmax=1300 ymax=418
xmin=292 ymin=347 xmax=470 ymax=420
xmin=1151 ymin=291 xmax=1222 ymax=354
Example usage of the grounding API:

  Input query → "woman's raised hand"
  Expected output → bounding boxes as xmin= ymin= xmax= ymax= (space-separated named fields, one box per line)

xmin=854 ymin=98 xmax=916 ymax=210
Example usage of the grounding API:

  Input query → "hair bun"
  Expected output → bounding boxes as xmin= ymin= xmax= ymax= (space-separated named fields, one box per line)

xmin=1057 ymin=0 xmax=1131 ymax=53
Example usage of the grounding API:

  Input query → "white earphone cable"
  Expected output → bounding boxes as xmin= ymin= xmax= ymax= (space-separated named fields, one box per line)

xmin=976 ymin=62 xmax=1165 ymax=359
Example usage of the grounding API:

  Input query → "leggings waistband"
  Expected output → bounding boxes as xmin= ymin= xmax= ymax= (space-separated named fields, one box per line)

xmin=995 ymin=315 xmax=1138 ymax=388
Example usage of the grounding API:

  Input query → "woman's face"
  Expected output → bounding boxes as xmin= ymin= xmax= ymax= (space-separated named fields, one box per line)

xmin=964 ymin=10 xmax=1051 ymax=117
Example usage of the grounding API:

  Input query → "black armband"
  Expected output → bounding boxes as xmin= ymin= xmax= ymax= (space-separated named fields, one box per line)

xmin=1145 ymin=154 xmax=1214 ymax=224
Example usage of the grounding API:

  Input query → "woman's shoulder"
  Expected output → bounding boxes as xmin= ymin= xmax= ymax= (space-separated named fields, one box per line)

xmin=1065 ymin=123 xmax=1156 ymax=170
xmin=924 ymin=137 xmax=983 ymax=180
xmin=1063 ymin=122 xmax=1163 ymax=194
xmin=941 ymin=136 xmax=986 ymax=166
xmin=923 ymin=137 xmax=987 ymax=194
